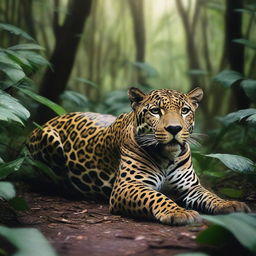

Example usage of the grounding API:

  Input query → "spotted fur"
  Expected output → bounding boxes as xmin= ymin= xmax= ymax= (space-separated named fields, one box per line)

xmin=27 ymin=87 xmax=250 ymax=225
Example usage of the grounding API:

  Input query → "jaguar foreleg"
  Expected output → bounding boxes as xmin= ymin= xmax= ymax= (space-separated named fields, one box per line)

xmin=167 ymin=146 xmax=251 ymax=214
xmin=109 ymin=159 xmax=200 ymax=225
xmin=179 ymin=184 xmax=251 ymax=214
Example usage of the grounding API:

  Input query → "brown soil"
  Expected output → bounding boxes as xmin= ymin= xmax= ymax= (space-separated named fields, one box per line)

xmin=1 ymin=184 xmax=256 ymax=256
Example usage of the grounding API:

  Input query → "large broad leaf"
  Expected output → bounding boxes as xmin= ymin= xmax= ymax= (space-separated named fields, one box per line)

xmin=0 ymin=23 xmax=35 ymax=42
xmin=17 ymin=51 xmax=50 ymax=67
xmin=4 ymin=49 xmax=34 ymax=72
xmin=198 ymin=213 xmax=256 ymax=253
xmin=131 ymin=62 xmax=158 ymax=77
xmin=241 ymin=79 xmax=256 ymax=103
xmin=213 ymin=70 xmax=243 ymax=88
xmin=246 ymin=113 xmax=256 ymax=124
xmin=26 ymin=158 xmax=61 ymax=184
xmin=8 ymin=43 xmax=45 ymax=51
xmin=18 ymin=88 xmax=66 ymax=116
xmin=0 ymin=90 xmax=30 ymax=125
xmin=0 ymin=226 xmax=57 ymax=256
xmin=60 ymin=90 xmax=89 ymax=107
xmin=218 ymin=108 xmax=256 ymax=126
xmin=205 ymin=153 xmax=255 ymax=172
xmin=0 ymin=52 xmax=26 ymax=82
xmin=197 ymin=224 xmax=233 ymax=247
xmin=0 ymin=157 xmax=25 ymax=179
xmin=0 ymin=181 xmax=16 ymax=200
xmin=233 ymin=38 xmax=256 ymax=50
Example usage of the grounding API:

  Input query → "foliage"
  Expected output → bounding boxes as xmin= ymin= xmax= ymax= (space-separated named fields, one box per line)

xmin=0 ymin=91 xmax=30 ymax=125
xmin=205 ymin=154 xmax=255 ymax=173
xmin=0 ymin=181 xmax=16 ymax=200
xmin=0 ymin=226 xmax=57 ymax=256
xmin=197 ymin=213 xmax=256 ymax=254
xmin=192 ymin=68 xmax=256 ymax=200
xmin=0 ymin=2 xmax=256 ymax=255
xmin=0 ymin=24 xmax=59 ymax=255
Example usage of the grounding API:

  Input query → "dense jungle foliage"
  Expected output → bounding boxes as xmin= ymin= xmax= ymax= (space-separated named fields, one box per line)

xmin=0 ymin=0 xmax=256 ymax=256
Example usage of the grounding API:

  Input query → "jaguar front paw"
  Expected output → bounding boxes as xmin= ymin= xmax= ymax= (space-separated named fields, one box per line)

xmin=157 ymin=208 xmax=201 ymax=226
xmin=212 ymin=200 xmax=251 ymax=214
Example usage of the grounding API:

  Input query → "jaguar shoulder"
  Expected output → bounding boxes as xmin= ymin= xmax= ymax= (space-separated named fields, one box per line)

xmin=27 ymin=87 xmax=250 ymax=225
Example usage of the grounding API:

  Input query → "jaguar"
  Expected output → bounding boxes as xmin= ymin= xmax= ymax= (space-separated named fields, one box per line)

xmin=27 ymin=87 xmax=250 ymax=225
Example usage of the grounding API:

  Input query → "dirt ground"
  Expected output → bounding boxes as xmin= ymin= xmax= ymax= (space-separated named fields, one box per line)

xmin=1 ymin=183 xmax=256 ymax=256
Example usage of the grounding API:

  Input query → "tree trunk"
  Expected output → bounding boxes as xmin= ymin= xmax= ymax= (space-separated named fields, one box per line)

xmin=37 ymin=0 xmax=92 ymax=123
xmin=128 ymin=0 xmax=146 ymax=63
xmin=128 ymin=0 xmax=147 ymax=85
xmin=22 ymin=0 xmax=37 ymax=40
xmin=224 ymin=0 xmax=250 ymax=109
xmin=175 ymin=0 xmax=201 ymax=89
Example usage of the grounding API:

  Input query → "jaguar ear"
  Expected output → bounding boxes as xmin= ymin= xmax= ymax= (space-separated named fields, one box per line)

xmin=187 ymin=87 xmax=203 ymax=109
xmin=128 ymin=87 xmax=146 ymax=108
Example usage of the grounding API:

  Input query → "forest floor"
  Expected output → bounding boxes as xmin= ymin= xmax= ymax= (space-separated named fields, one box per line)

xmin=1 ymin=183 xmax=256 ymax=256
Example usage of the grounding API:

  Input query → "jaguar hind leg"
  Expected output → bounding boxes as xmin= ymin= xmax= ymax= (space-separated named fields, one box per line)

xmin=27 ymin=127 xmax=67 ymax=177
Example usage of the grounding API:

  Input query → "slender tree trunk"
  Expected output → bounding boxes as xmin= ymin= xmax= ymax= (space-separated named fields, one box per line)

xmin=201 ymin=7 xmax=212 ymax=73
xmin=37 ymin=0 xmax=92 ymax=123
xmin=128 ymin=0 xmax=146 ymax=85
xmin=128 ymin=0 xmax=146 ymax=63
xmin=225 ymin=0 xmax=250 ymax=109
xmin=175 ymin=0 xmax=201 ymax=89
xmin=22 ymin=0 xmax=37 ymax=40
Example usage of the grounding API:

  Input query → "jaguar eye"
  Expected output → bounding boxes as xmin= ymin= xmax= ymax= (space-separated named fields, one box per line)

xmin=150 ymin=107 xmax=161 ymax=115
xmin=181 ymin=107 xmax=190 ymax=115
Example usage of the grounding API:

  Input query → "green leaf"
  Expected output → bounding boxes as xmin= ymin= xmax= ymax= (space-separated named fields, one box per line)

xmin=17 ymin=51 xmax=50 ymax=67
xmin=60 ymin=90 xmax=89 ymax=107
xmin=8 ymin=197 xmax=29 ymax=211
xmin=131 ymin=62 xmax=158 ymax=77
xmin=0 ymin=90 xmax=30 ymax=125
xmin=0 ymin=52 xmax=26 ymax=82
xmin=0 ymin=182 xmax=16 ymax=200
xmin=0 ymin=23 xmax=35 ymax=42
xmin=241 ymin=79 xmax=256 ymax=102
xmin=76 ymin=78 xmax=97 ymax=87
xmin=219 ymin=188 xmax=243 ymax=198
xmin=0 ymin=157 xmax=25 ymax=179
xmin=246 ymin=113 xmax=256 ymax=124
xmin=8 ymin=43 xmax=45 ymax=51
xmin=213 ymin=70 xmax=243 ymax=88
xmin=18 ymin=88 xmax=66 ymax=116
xmin=5 ymin=49 xmax=34 ymax=71
xmin=199 ymin=213 xmax=256 ymax=253
xmin=205 ymin=153 xmax=255 ymax=172
xmin=0 ymin=226 xmax=57 ymax=256
xmin=197 ymin=224 xmax=234 ymax=246
xmin=26 ymin=158 xmax=61 ymax=184
xmin=233 ymin=38 xmax=256 ymax=50
xmin=218 ymin=108 xmax=256 ymax=125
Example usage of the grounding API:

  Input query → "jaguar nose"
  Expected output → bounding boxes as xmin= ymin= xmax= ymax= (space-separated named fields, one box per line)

xmin=165 ymin=125 xmax=182 ymax=135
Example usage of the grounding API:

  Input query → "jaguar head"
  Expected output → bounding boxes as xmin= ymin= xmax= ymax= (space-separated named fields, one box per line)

xmin=128 ymin=87 xmax=203 ymax=151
